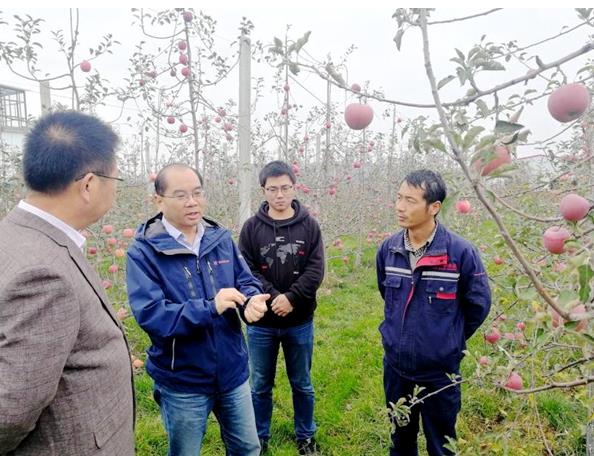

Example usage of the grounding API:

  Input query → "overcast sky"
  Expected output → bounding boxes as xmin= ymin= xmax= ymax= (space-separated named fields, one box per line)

xmin=1 ymin=6 xmax=591 ymax=156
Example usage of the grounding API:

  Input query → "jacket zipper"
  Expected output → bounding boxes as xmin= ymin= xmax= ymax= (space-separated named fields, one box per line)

xmin=207 ymin=260 xmax=217 ymax=298
xmin=183 ymin=266 xmax=197 ymax=298
xmin=171 ymin=338 xmax=176 ymax=370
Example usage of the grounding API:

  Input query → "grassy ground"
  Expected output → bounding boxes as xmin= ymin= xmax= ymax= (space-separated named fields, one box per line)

xmin=116 ymin=244 xmax=587 ymax=455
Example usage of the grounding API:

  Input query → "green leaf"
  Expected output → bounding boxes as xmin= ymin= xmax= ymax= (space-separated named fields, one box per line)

xmin=426 ymin=138 xmax=447 ymax=153
xmin=478 ymin=60 xmax=505 ymax=71
xmin=456 ymin=67 xmax=467 ymax=85
xmin=455 ymin=48 xmax=465 ymax=62
xmin=273 ymin=37 xmax=283 ymax=49
xmin=462 ymin=126 xmax=485 ymax=151
xmin=475 ymin=99 xmax=489 ymax=117
xmin=288 ymin=61 xmax=300 ymax=75
xmin=576 ymin=8 xmax=592 ymax=21
xmin=394 ymin=28 xmax=404 ymax=51
xmin=578 ymin=264 xmax=594 ymax=303
xmin=437 ymin=75 xmax=455 ymax=90
xmin=495 ymin=120 xmax=524 ymax=135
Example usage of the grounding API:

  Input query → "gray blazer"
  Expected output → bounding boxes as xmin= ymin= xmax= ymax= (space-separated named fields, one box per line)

xmin=0 ymin=208 xmax=135 ymax=455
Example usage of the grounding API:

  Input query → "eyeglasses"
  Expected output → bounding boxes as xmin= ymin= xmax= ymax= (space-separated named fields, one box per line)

xmin=75 ymin=171 xmax=124 ymax=182
xmin=264 ymin=185 xmax=294 ymax=195
xmin=158 ymin=188 xmax=206 ymax=202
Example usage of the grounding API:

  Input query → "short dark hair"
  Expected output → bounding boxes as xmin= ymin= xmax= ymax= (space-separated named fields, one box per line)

xmin=402 ymin=169 xmax=447 ymax=204
xmin=155 ymin=163 xmax=203 ymax=195
xmin=258 ymin=160 xmax=296 ymax=187
xmin=23 ymin=110 xmax=119 ymax=194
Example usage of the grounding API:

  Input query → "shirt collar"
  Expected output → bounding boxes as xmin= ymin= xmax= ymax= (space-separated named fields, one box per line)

xmin=404 ymin=221 xmax=438 ymax=256
xmin=18 ymin=200 xmax=87 ymax=249
xmin=161 ymin=215 xmax=204 ymax=253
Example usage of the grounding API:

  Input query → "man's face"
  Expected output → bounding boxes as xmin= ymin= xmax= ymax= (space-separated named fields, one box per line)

xmin=395 ymin=181 xmax=440 ymax=230
xmin=263 ymin=174 xmax=295 ymax=213
xmin=92 ymin=163 xmax=120 ymax=223
xmin=156 ymin=167 xmax=206 ymax=232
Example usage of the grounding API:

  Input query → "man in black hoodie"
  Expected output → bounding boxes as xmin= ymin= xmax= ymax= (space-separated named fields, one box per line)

xmin=239 ymin=160 xmax=324 ymax=455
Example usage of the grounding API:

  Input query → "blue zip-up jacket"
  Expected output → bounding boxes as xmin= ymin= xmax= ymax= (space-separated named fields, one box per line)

xmin=126 ymin=213 xmax=263 ymax=394
xmin=376 ymin=223 xmax=491 ymax=381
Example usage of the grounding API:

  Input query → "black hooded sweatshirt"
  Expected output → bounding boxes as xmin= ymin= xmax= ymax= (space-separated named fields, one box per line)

xmin=239 ymin=199 xmax=324 ymax=328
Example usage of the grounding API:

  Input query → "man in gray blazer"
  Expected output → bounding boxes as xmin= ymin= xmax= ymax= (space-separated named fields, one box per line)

xmin=0 ymin=111 xmax=135 ymax=455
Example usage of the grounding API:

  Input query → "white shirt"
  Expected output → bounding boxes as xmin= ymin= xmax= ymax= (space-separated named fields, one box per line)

xmin=161 ymin=216 xmax=204 ymax=256
xmin=18 ymin=200 xmax=86 ymax=249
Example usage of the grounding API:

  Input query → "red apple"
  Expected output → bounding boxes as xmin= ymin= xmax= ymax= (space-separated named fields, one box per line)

xmin=102 ymin=279 xmax=112 ymax=289
xmin=108 ymin=264 xmax=119 ymax=274
xmin=342 ymin=256 xmax=350 ymax=264
xmin=351 ymin=83 xmax=361 ymax=93
xmin=179 ymin=53 xmax=188 ymax=65
xmin=179 ymin=124 xmax=188 ymax=133
xmin=328 ymin=187 xmax=337 ymax=196
xmin=88 ymin=247 xmax=97 ymax=255
xmin=182 ymin=11 xmax=193 ymax=22
xmin=181 ymin=67 xmax=190 ymax=77
xmin=344 ymin=103 xmax=374 ymax=130
xmin=559 ymin=193 xmax=590 ymax=221
xmin=479 ymin=356 xmax=489 ymax=366
xmin=132 ymin=358 xmax=144 ymax=369
xmin=283 ymin=83 xmax=290 ymax=92
xmin=227 ymin=178 xmax=236 ymax=185
xmin=516 ymin=321 xmax=526 ymax=331
xmin=223 ymin=122 xmax=233 ymax=132
xmin=474 ymin=145 xmax=512 ymax=176
xmin=80 ymin=60 xmax=91 ymax=72
xmin=102 ymin=225 xmax=114 ymax=234
xmin=178 ymin=40 xmax=187 ymax=51
xmin=106 ymin=237 xmax=118 ymax=246
xmin=455 ymin=200 xmax=472 ymax=214
xmin=291 ymin=162 xmax=300 ymax=174
xmin=116 ymin=307 xmax=129 ymax=321
xmin=484 ymin=327 xmax=501 ymax=344
xmin=543 ymin=226 xmax=570 ymax=254
xmin=324 ymin=121 xmax=332 ymax=129
xmin=114 ymin=248 xmax=125 ymax=258
xmin=547 ymin=83 xmax=591 ymax=123
xmin=505 ymin=372 xmax=523 ymax=390
xmin=167 ymin=116 xmax=175 ymax=124
xmin=353 ymin=161 xmax=362 ymax=169
xmin=570 ymin=304 xmax=588 ymax=332
xmin=122 ymin=228 xmax=135 ymax=238
xmin=493 ymin=256 xmax=504 ymax=265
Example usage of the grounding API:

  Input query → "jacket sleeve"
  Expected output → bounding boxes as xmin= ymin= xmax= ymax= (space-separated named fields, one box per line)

xmin=126 ymin=246 xmax=218 ymax=338
xmin=284 ymin=218 xmax=325 ymax=306
xmin=376 ymin=241 xmax=387 ymax=300
xmin=459 ymin=245 xmax=492 ymax=340
xmin=238 ymin=219 xmax=281 ymax=300
xmin=0 ymin=267 xmax=79 ymax=453
xmin=232 ymin=241 xmax=264 ymax=325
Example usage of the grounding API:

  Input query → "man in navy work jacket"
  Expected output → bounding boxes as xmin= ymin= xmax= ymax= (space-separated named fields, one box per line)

xmin=126 ymin=163 xmax=270 ymax=456
xmin=376 ymin=169 xmax=491 ymax=456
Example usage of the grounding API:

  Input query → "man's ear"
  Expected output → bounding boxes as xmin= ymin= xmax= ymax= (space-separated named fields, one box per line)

xmin=76 ymin=172 xmax=95 ymax=204
xmin=430 ymin=201 xmax=442 ymax=217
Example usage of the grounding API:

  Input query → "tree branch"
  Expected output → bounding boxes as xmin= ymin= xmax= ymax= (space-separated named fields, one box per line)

xmin=427 ymin=9 xmax=502 ymax=25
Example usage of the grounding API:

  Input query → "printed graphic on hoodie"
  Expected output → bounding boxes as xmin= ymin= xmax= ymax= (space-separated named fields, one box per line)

xmin=261 ymin=237 xmax=301 ymax=266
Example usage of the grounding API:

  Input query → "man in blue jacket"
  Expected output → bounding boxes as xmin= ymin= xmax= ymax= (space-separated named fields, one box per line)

xmin=126 ymin=163 xmax=270 ymax=456
xmin=376 ymin=169 xmax=491 ymax=456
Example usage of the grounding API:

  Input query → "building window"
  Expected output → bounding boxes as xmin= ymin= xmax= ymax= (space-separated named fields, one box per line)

xmin=0 ymin=85 xmax=28 ymax=131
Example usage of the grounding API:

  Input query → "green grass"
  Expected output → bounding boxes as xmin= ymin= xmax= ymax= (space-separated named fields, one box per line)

xmin=117 ymin=243 xmax=588 ymax=455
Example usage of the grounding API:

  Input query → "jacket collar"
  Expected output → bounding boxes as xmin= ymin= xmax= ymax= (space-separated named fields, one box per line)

xmin=390 ymin=222 xmax=448 ymax=260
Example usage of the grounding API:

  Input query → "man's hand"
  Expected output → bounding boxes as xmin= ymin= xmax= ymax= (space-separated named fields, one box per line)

xmin=271 ymin=294 xmax=293 ymax=317
xmin=215 ymin=288 xmax=246 ymax=314
xmin=244 ymin=293 xmax=271 ymax=323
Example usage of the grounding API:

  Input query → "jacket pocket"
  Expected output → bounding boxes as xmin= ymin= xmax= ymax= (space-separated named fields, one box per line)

xmin=383 ymin=275 xmax=403 ymax=313
xmin=425 ymin=279 xmax=458 ymax=315
xmin=93 ymin=404 xmax=128 ymax=449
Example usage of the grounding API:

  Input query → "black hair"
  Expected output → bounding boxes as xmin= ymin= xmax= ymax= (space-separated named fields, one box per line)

xmin=23 ymin=110 xmax=119 ymax=194
xmin=155 ymin=163 xmax=203 ymax=195
xmin=402 ymin=169 xmax=447 ymax=204
xmin=258 ymin=160 xmax=296 ymax=187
